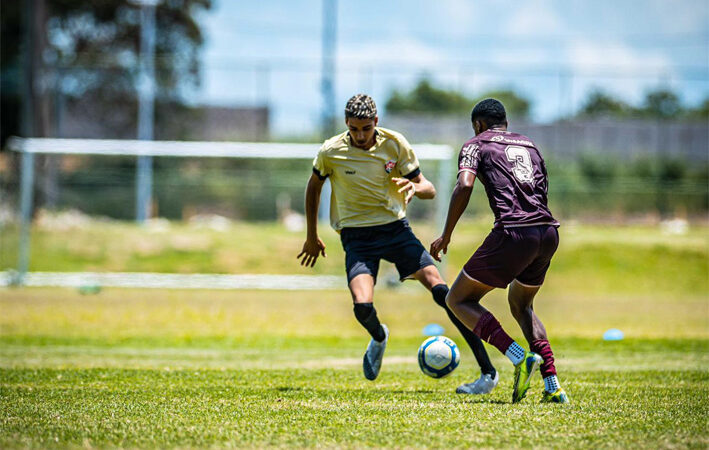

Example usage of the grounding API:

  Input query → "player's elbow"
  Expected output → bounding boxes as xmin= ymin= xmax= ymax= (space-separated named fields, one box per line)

xmin=455 ymin=182 xmax=473 ymax=194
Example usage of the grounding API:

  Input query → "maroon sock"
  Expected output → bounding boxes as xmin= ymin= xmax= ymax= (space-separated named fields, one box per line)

xmin=531 ymin=339 xmax=557 ymax=377
xmin=472 ymin=312 xmax=514 ymax=355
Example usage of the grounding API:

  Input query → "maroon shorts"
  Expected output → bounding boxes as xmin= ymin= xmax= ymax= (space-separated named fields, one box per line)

xmin=463 ymin=225 xmax=559 ymax=288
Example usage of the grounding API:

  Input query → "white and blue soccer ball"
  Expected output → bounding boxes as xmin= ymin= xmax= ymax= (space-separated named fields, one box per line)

xmin=417 ymin=335 xmax=460 ymax=378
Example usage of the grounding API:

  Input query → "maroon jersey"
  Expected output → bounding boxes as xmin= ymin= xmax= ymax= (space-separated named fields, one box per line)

xmin=458 ymin=129 xmax=558 ymax=228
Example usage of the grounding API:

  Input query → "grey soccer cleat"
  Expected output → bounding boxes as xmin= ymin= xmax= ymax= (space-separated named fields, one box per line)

xmin=456 ymin=371 xmax=500 ymax=395
xmin=363 ymin=324 xmax=389 ymax=380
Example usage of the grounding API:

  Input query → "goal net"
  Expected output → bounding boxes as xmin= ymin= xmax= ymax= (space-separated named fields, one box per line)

xmin=2 ymin=137 xmax=454 ymax=288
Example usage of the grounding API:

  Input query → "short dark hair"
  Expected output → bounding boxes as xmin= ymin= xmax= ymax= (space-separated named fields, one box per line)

xmin=345 ymin=94 xmax=377 ymax=120
xmin=471 ymin=98 xmax=506 ymax=125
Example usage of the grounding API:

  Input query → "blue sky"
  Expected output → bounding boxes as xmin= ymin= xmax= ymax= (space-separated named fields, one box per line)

xmin=193 ymin=0 xmax=709 ymax=136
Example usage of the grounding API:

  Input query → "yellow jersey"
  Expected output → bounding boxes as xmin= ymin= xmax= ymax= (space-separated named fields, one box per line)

xmin=313 ymin=127 xmax=420 ymax=231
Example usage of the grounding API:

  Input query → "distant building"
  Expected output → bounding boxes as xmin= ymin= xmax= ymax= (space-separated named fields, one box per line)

xmin=190 ymin=106 xmax=269 ymax=141
xmin=61 ymin=100 xmax=270 ymax=142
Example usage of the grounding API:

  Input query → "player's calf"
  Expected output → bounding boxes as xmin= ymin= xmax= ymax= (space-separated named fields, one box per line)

xmin=432 ymin=284 xmax=497 ymax=387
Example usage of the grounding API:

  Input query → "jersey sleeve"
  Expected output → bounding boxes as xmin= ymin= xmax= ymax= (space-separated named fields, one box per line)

xmin=395 ymin=134 xmax=420 ymax=178
xmin=312 ymin=146 xmax=331 ymax=180
xmin=458 ymin=142 xmax=481 ymax=176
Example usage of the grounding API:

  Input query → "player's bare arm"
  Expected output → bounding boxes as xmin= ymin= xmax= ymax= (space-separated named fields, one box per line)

xmin=430 ymin=171 xmax=476 ymax=261
xmin=392 ymin=173 xmax=435 ymax=204
xmin=297 ymin=172 xmax=327 ymax=267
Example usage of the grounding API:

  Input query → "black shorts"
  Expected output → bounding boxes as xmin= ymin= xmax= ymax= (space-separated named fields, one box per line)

xmin=463 ymin=225 xmax=559 ymax=288
xmin=340 ymin=218 xmax=436 ymax=284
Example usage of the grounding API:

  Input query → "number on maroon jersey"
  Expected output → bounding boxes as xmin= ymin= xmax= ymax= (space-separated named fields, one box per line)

xmin=505 ymin=145 xmax=534 ymax=183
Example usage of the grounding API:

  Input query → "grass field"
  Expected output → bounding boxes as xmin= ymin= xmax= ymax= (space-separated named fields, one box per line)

xmin=1 ymin=221 xmax=708 ymax=448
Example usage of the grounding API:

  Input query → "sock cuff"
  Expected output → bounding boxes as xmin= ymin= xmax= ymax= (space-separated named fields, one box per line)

xmin=531 ymin=339 xmax=550 ymax=348
xmin=432 ymin=283 xmax=448 ymax=291
xmin=431 ymin=284 xmax=449 ymax=307
xmin=353 ymin=303 xmax=375 ymax=321
xmin=472 ymin=311 xmax=496 ymax=337
xmin=531 ymin=338 xmax=557 ymax=377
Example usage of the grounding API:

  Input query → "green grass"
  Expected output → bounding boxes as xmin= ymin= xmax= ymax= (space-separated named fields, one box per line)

xmin=1 ymin=286 xmax=708 ymax=448
xmin=2 ymin=359 xmax=707 ymax=448
xmin=1 ymin=222 xmax=708 ymax=448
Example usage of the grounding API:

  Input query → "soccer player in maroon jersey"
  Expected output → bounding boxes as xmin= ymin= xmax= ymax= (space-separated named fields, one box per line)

xmin=430 ymin=98 xmax=569 ymax=404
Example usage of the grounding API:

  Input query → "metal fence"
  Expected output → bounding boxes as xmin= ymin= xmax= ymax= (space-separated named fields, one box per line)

xmin=387 ymin=116 xmax=709 ymax=161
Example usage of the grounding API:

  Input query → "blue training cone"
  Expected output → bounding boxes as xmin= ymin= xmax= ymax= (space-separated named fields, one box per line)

xmin=603 ymin=328 xmax=624 ymax=341
xmin=423 ymin=323 xmax=445 ymax=336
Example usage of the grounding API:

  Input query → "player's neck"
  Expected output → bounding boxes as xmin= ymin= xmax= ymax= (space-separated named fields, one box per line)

xmin=489 ymin=125 xmax=507 ymax=132
xmin=349 ymin=133 xmax=377 ymax=150
xmin=354 ymin=140 xmax=375 ymax=150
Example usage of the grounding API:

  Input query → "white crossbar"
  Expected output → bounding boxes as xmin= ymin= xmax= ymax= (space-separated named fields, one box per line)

xmin=7 ymin=137 xmax=453 ymax=160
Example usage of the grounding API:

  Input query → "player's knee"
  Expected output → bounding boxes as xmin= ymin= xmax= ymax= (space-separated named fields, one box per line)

xmin=351 ymin=294 xmax=372 ymax=304
xmin=445 ymin=292 xmax=461 ymax=312
xmin=349 ymin=287 xmax=373 ymax=304
xmin=431 ymin=284 xmax=448 ymax=308
xmin=509 ymin=301 xmax=529 ymax=318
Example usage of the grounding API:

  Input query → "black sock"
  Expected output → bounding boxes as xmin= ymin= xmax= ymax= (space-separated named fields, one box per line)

xmin=353 ymin=303 xmax=386 ymax=342
xmin=431 ymin=284 xmax=496 ymax=377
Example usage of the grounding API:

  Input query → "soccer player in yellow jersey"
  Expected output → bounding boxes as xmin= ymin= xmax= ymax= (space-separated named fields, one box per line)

xmin=297 ymin=94 xmax=498 ymax=394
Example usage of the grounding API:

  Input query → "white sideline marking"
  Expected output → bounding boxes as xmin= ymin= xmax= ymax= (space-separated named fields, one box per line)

xmin=0 ymin=271 xmax=345 ymax=290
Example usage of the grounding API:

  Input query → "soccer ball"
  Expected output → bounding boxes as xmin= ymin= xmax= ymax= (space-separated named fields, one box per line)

xmin=417 ymin=335 xmax=460 ymax=378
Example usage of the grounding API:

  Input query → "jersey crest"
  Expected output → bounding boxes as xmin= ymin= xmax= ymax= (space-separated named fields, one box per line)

xmin=384 ymin=160 xmax=396 ymax=173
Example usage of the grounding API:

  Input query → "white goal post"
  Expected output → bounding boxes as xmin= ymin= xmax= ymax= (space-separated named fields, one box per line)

xmin=6 ymin=137 xmax=454 ymax=287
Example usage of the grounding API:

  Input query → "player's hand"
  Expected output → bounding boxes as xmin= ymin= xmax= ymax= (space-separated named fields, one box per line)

xmin=392 ymin=177 xmax=416 ymax=204
xmin=429 ymin=236 xmax=450 ymax=262
xmin=297 ymin=237 xmax=327 ymax=267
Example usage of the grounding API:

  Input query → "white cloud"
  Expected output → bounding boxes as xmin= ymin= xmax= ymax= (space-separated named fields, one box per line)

xmin=566 ymin=39 xmax=674 ymax=73
xmin=564 ymin=39 xmax=677 ymax=107
xmin=337 ymin=37 xmax=446 ymax=68
xmin=505 ymin=0 xmax=566 ymax=36
xmin=428 ymin=0 xmax=478 ymax=38
xmin=640 ymin=0 xmax=709 ymax=34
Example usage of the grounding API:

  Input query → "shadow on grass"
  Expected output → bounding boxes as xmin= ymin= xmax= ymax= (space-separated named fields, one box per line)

xmin=272 ymin=386 xmax=304 ymax=392
xmin=460 ymin=398 xmax=508 ymax=405
xmin=390 ymin=389 xmax=436 ymax=394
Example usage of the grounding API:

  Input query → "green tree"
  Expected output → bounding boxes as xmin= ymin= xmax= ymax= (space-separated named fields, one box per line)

xmin=640 ymin=89 xmax=682 ymax=119
xmin=578 ymin=89 xmax=632 ymax=118
xmin=577 ymin=88 xmax=701 ymax=120
xmin=472 ymin=89 xmax=530 ymax=120
xmin=1 ymin=0 xmax=213 ymax=143
xmin=386 ymin=78 xmax=470 ymax=114
xmin=386 ymin=78 xmax=531 ymax=120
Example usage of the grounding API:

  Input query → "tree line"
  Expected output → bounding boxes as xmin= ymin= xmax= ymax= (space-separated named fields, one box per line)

xmin=386 ymin=78 xmax=709 ymax=121
xmin=1 ymin=0 xmax=212 ymax=146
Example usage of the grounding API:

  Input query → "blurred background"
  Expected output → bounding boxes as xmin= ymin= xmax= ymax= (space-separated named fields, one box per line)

xmin=0 ymin=0 xmax=707 ymax=277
